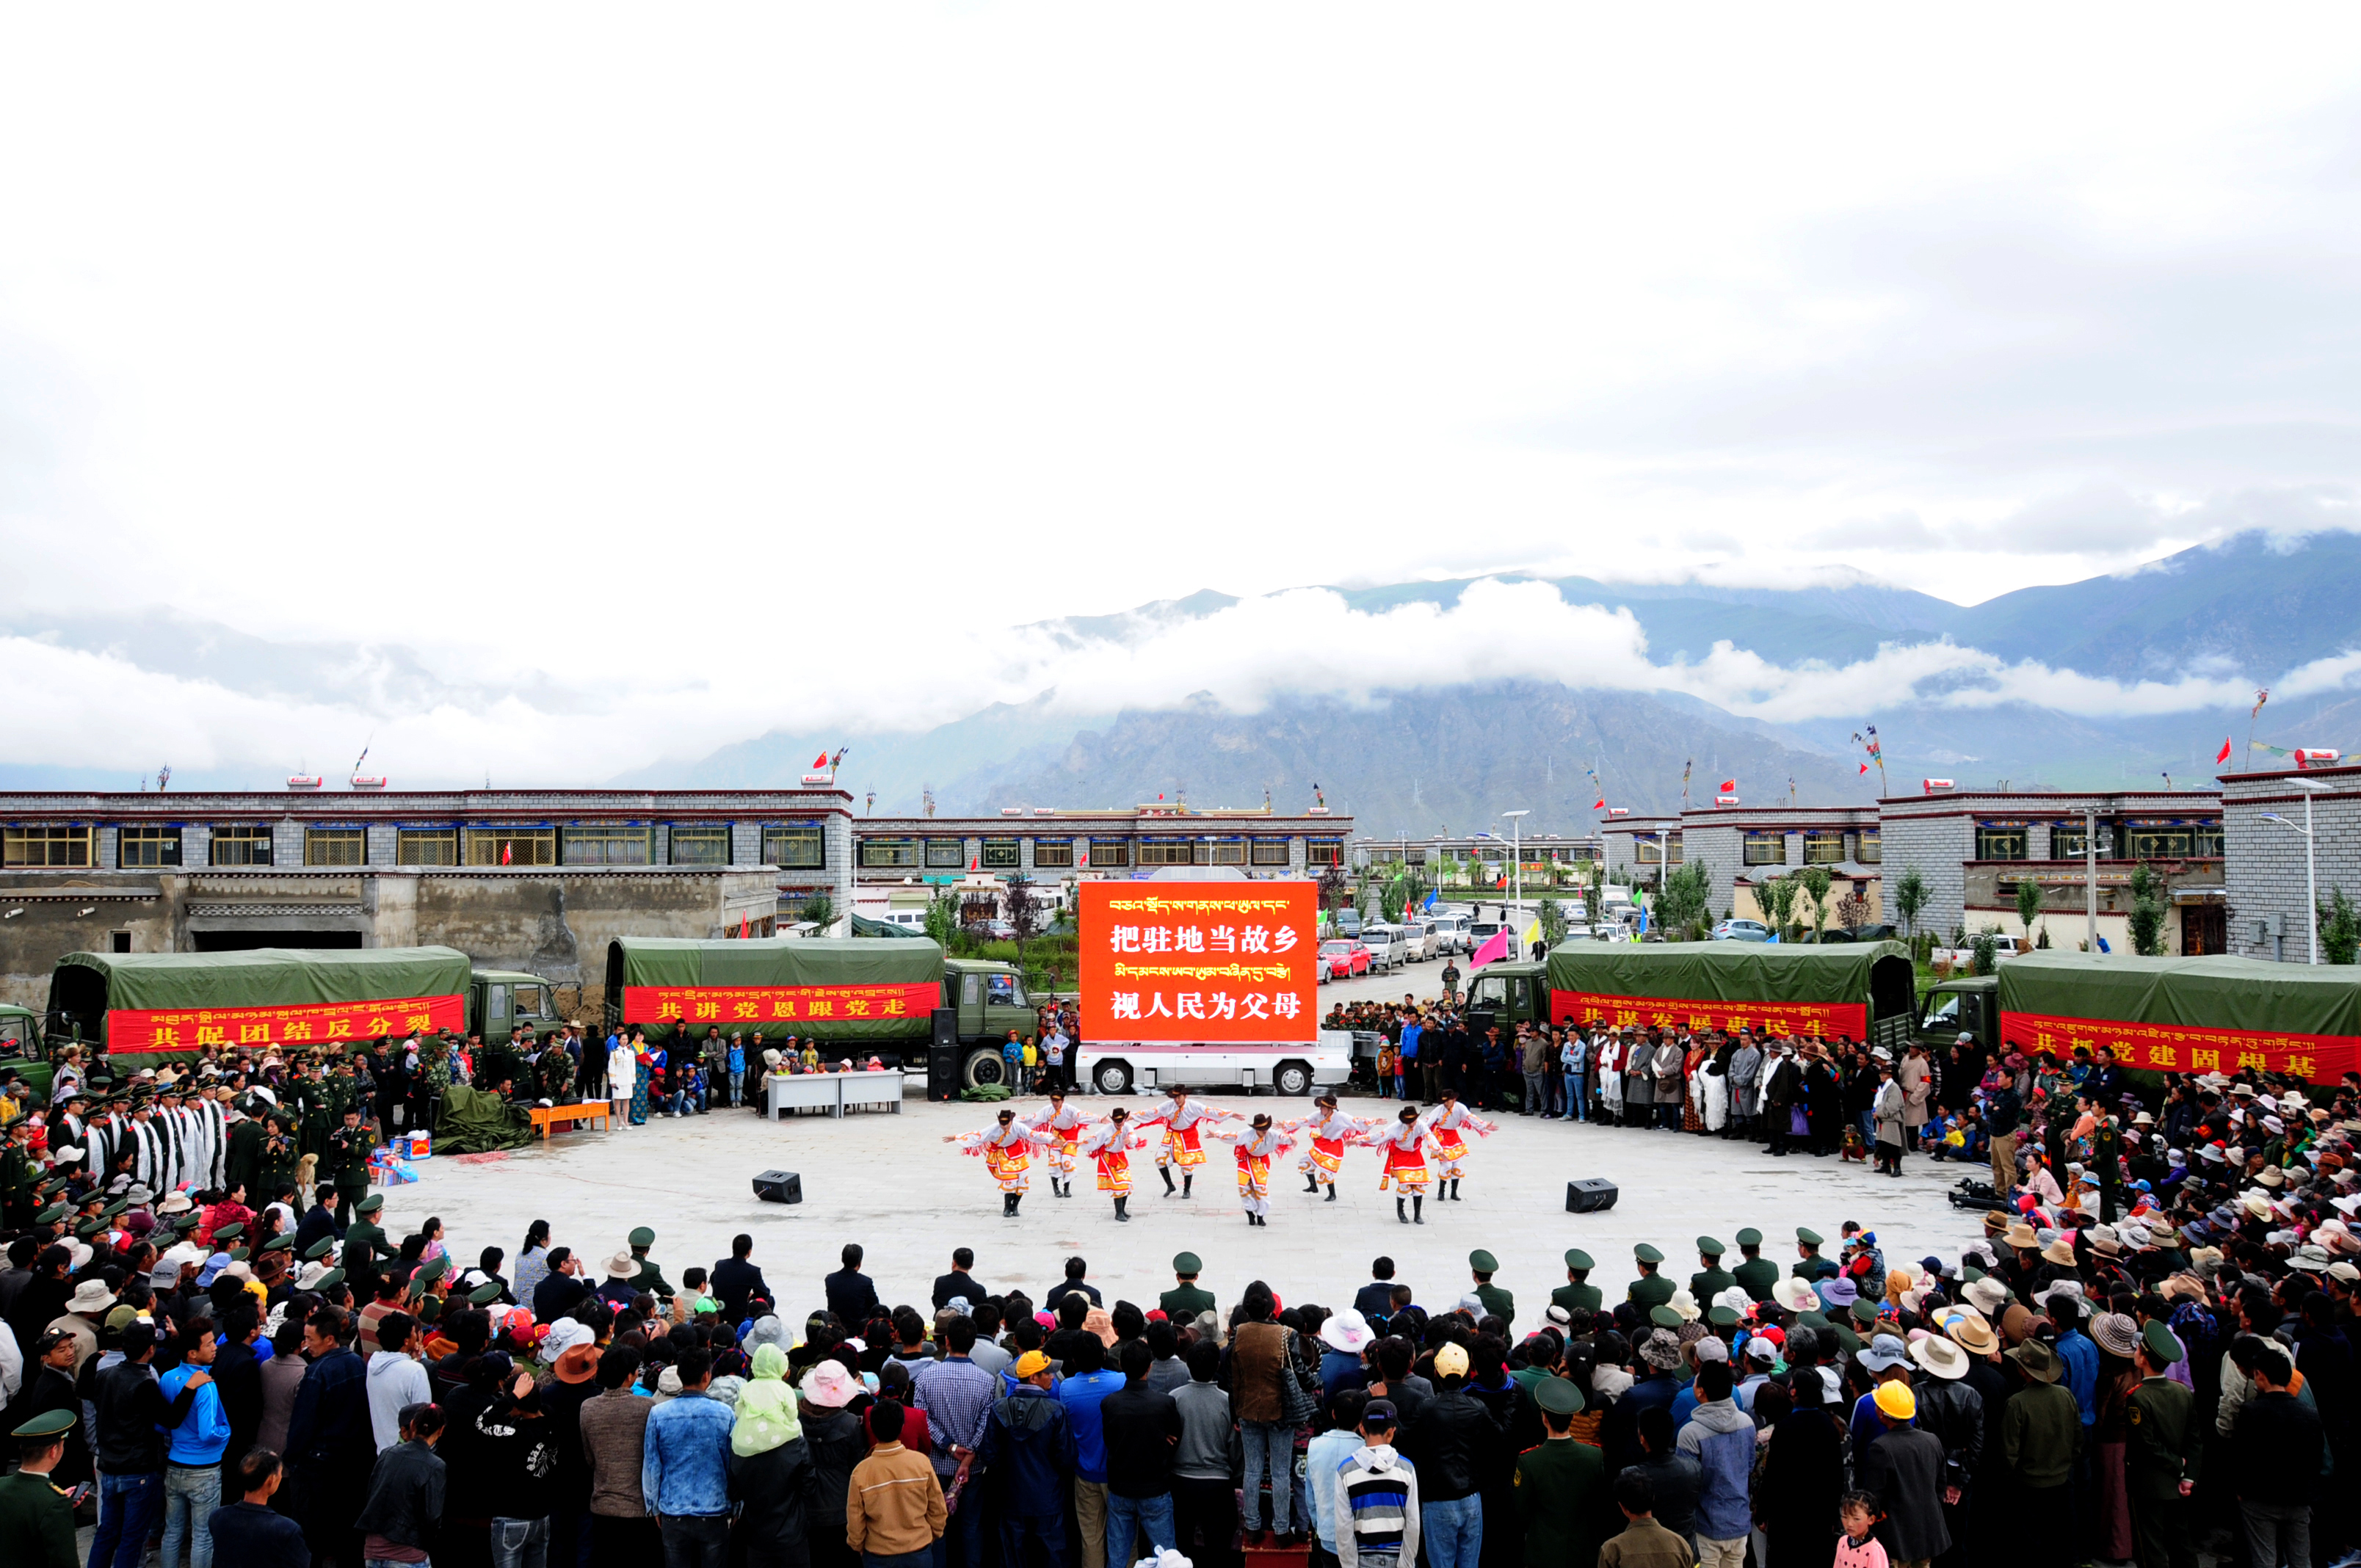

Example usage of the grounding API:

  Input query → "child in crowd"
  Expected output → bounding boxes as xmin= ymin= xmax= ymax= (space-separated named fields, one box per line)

xmin=1833 ymin=1490 xmax=1889 ymax=1568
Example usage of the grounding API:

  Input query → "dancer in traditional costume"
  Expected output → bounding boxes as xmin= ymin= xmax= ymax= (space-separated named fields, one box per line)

xmin=1284 ymin=1095 xmax=1375 ymax=1202
xmin=1208 ymin=1114 xmax=1295 ymax=1226
xmin=1418 ymin=1090 xmax=1498 ymax=1202
xmin=1027 ymin=1089 xmax=1092 ymax=1199
xmin=1361 ymin=1105 xmax=1442 ymax=1224
xmin=1078 ymin=1106 xmax=1152 ymax=1222
xmin=943 ymin=1107 xmax=1052 ymax=1217
xmin=1135 ymin=1085 xmax=1234 ymax=1199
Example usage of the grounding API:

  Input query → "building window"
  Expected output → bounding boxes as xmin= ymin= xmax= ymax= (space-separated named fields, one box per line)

xmin=1089 ymin=841 xmax=1130 ymax=868
xmin=669 ymin=825 xmax=730 ymax=865
xmin=2051 ymin=827 xmax=2086 ymax=860
xmin=982 ymin=839 xmax=1021 ymax=868
xmin=1636 ymin=837 xmax=1664 ymax=865
xmin=3 ymin=824 xmax=91 ymax=868
xmin=397 ymin=829 xmax=459 ymax=866
xmin=1665 ymin=833 xmax=1684 ymax=865
xmin=1251 ymin=841 xmax=1291 ymax=866
xmin=1137 ymin=841 xmax=1194 ymax=865
xmin=1033 ymin=841 xmax=1073 ymax=868
xmin=465 ymin=828 xmax=556 ymax=866
xmin=861 ymin=837 xmax=921 ymax=869
xmin=1742 ymin=832 xmax=1785 ymax=866
xmin=304 ymin=829 xmax=367 ymax=867
xmin=117 ymin=826 xmax=181 ymax=868
xmin=208 ymin=826 xmax=273 ymax=867
xmin=1306 ymin=841 xmax=1343 ymax=867
xmin=562 ymin=827 xmax=651 ymax=865
xmin=926 ymin=839 xmax=966 ymax=869
xmin=1976 ymin=826 xmax=2029 ymax=861
xmin=763 ymin=824 xmax=824 ymax=869
xmin=1802 ymin=831 xmax=1846 ymax=865
xmin=1856 ymin=830 xmax=1881 ymax=865
xmin=1202 ymin=841 xmax=1244 ymax=865
xmin=2194 ymin=824 xmax=2224 ymax=858
xmin=2125 ymin=827 xmax=2197 ymax=860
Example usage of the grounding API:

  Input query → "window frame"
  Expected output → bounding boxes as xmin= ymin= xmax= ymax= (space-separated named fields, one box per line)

xmin=208 ymin=824 xmax=275 ymax=868
xmin=1031 ymin=841 xmax=1074 ymax=868
xmin=303 ymin=827 xmax=369 ymax=867
xmin=762 ymin=824 xmax=825 ymax=870
xmin=1088 ymin=841 xmax=1131 ymax=868
xmin=1306 ymin=841 xmax=1343 ymax=867
xmin=1741 ymin=832 xmax=1785 ymax=867
xmin=925 ymin=839 xmax=967 ymax=869
xmin=3 ymin=824 xmax=93 ymax=868
xmin=981 ymin=839 xmax=1021 ymax=869
xmin=1801 ymin=831 xmax=1846 ymax=865
xmin=562 ymin=826 xmax=653 ymax=866
xmin=117 ymin=824 xmax=183 ymax=868
xmin=1855 ymin=830 xmax=1882 ymax=865
xmin=464 ymin=827 xmax=556 ymax=866
xmin=861 ymin=837 xmax=921 ymax=869
xmin=1975 ymin=826 xmax=2029 ymax=862
xmin=1250 ymin=841 xmax=1291 ymax=866
xmin=667 ymin=824 xmax=732 ymax=866
xmin=396 ymin=828 xmax=460 ymax=867
xmin=1136 ymin=841 xmax=1195 ymax=865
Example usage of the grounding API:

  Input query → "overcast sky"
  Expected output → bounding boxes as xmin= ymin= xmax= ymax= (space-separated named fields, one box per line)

xmin=5 ymin=8 xmax=2360 ymax=782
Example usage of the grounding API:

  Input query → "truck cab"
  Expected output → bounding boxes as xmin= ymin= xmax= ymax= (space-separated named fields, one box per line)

xmin=0 ymin=1003 xmax=48 ymax=1100
xmin=1917 ymin=975 xmax=1999 ymax=1050
xmin=1465 ymin=961 xmax=1548 ymax=1037
xmin=945 ymin=957 xmax=1040 ymax=1088
xmin=471 ymin=970 xmax=561 ymax=1042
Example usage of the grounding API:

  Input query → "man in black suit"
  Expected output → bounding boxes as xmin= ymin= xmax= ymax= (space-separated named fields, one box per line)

xmin=824 ymin=1241 xmax=880 ymax=1326
xmin=292 ymin=1185 xmax=344 ymax=1255
xmin=711 ymin=1233 xmax=771 ymax=1322
xmin=1353 ymin=1257 xmax=1399 ymax=1322
xmin=932 ymin=1247 xmax=990 ymax=1312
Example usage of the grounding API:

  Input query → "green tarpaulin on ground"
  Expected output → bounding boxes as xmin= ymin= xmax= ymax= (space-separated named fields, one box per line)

xmin=434 ymin=1082 xmax=534 ymax=1153
xmin=605 ymin=937 xmax=943 ymax=1042
xmin=1997 ymin=952 xmax=2361 ymax=1039
xmin=58 ymin=947 xmax=472 ymax=1012
xmin=1544 ymin=941 xmax=1915 ymax=1006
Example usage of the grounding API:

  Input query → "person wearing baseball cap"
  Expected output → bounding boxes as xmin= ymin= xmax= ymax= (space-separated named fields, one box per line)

xmin=1333 ymin=1395 xmax=1418 ymax=1568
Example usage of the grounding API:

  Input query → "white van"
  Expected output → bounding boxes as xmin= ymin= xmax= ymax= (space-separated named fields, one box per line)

xmin=1358 ymin=925 xmax=1410 ymax=973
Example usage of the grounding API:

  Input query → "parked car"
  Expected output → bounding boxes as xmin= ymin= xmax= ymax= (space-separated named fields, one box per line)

xmin=1335 ymin=907 xmax=1363 ymax=939
xmin=1426 ymin=913 xmax=1471 ymax=954
xmin=1401 ymin=921 xmax=1440 ymax=962
xmin=1712 ymin=918 xmax=1772 ymax=942
xmin=1932 ymin=932 xmax=2025 ymax=965
xmin=965 ymin=918 xmax=1019 ymax=940
xmin=1359 ymin=925 xmax=1410 ymax=973
xmin=1466 ymin=919 xmax=1520 ymax=960
xmin=1319 ymin=939 xmax=1372 ymax=981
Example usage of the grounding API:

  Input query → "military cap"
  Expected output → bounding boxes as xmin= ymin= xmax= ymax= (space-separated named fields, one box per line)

xmin=628 ymin=1226 xmax=656 ymax=1248
xmin=1469 ymin=1249 xmax=1499 ymax=1274
xmin=1649 ymin=1304 xmax=1682 ymax=1329
xmin=1708 ymin=1305 xmax=1741 ymax=1326
xmin=355 ymin=1194 xmax=385 ymax=1215
xmin=1797 ymin=1310 xmax=1830 ymax=1330
xmin=313 ymin=1268 xmax=346 ymax=1291
xmin=2140 ymin=1319 xmax=2182 ymax=1365
xmin=406 ymin=1274 xmax=429 ymax=1299
xmin=1173 ymin=1252 xmax=1203 ymax=1274
xmin=1849 ymin=1299 xmax=1880 ymax=1325
xmin=12 ymin=1407 xmax=78 ymax=1440
xmin=1633 ymin=1243 xmax=1664 ymax=1264
xmin=173 ymin=1213 xmax=204 ymax=1233
xmin=212 ymin=1222 xmax=245 ymax=1242
xmin=417 ymin=1297 xmax=441 ymax=1324
xmin=300 ymin=1237 xmax=333 ymax=1260
xmin=1796 ymin=1227 xmax=1823 ymax=1246
xmin=1533 ymin=1376 xmax=1586 ymax=1417
xmin=1695 ymin=1236 xmax=1726 ymax=1257
xmin=99 ymin=1198 xmax=130 ymax=1219
xmin=228 ymin=1248 xmax=250 ymax=1262
xmin=1829 ymin=1325 xmax=1864 ymax=1355
xmin=75 ymin=1218 xmax=104 ymax=1237
xmin=1564 ymin=1249 xmax=1595 ymax=1271
xmin=35 ymin=1203 xmax=68 ymax=1224
xmin=468 ymin=1282 xmax=506 ymax=1305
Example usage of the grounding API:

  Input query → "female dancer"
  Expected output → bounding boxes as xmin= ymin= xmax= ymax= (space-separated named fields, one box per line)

xmin=1208 ymin=1114 xmax=1296 ymax=1227
xmin=1078 ymin=1106 xmax=1152 ymax=1222
xmin=1362 ymin=1105 xmax=1443 ymax=1224
xmin=1029 ymin=1089 xmax=1092 ymax=1199
xmin=1285 ymin=1096 xmax=1375 ymax=1202
xmin=1421 ymin=1090 xmax=1498 ymax=1202
xmin=943 ymin=1108 xmax=1053 ymax=1217
xmin=1134 ymin=1085 xmax=1236 ymax=1199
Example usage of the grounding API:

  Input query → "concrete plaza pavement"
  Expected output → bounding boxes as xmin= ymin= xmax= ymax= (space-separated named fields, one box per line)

xmin=388 ymin=1086 xmax=1990 ymax=1326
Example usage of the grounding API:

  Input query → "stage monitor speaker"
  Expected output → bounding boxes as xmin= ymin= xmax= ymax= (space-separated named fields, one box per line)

xmin=752 ymin=1169 xmax=803 ymax=1204
xmin=932 ymin=1007 xmax=958 ymax=1049
xmin=1565 ymin=1177 xmax=1620 ymax=1214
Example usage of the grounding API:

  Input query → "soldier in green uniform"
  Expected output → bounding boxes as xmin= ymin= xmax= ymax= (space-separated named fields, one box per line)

xmin=1551 ymin=1249 xmax=1602 ymax=1317
xmin=1688 ymin=1236 xmax=1736 ymax=1300
xmin=1512 ymin=1376 xmax=1603 ymax=1568
xmin=421 ymin=1039 xmax=455 ymax=1122
xmin=2126 ymin=1319 xmax=2200 ymax=1568
xmin=1730 ymin=1227 xmax=1779 ymax=1303
xmin=328 ymin=1106 xmax=377 ymax=1214
xmin=345 ymin=1191 xmax=390 ymax=1295
xmin=297 ymin=1067 xmax=334 ymax=1169
xmin=1627 ymin=1244 xmax=1674 ymax=1311
xmin=1160 ymin=1253 xmax=1216 ymax=1321
xmin=628 ymin=1225 xmax=675 ymax=1299
xmin=1791 ymin=1226 xmax=1835 ymax=1280
xmin=538 ymin=1036 xmax=576 ymax=1104
xmin=1469 ymin=1249 xmax=1515 ymax=1325
xmin=0 ymin=1409 xmax=81 ymax=1568
xmin=1 ymin=1119 xmax=37 ymax=1228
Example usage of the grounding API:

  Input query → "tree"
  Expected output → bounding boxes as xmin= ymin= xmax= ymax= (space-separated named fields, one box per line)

xmin=2128 ymin=863 xmax=2167 ymax=957
xmin=1797 ymin=865 xmax=1835 ymax=944
xmin=1893 ymin=867 xmax=1929 ymax=940
xmin=1757 ymin=874 xmax=1801 ymax=942
xmin=2014 ymin=877 xmax=2045 ymax=953
xmin=1381 ymin=877 xmax=1407 ymax=924
xmin=1970 ymin=929 xmax=2000 ymax=976
xmin=1838 ymin=888 xmax=1871 ymax=931
xmin=1316 ymin=863 xmax=1350 ymax=915
xmin=799 ymin=893 xmax=836 ymax=934
xmin=1657 ymin=863 xmax=1711 ymax=934
xmin=1004 ymin=872 xmax=1043 ymax=973
xmin=921 ymin=886 xmax=962 ymax=948
xmin=1537 ymin=896 xmax=1569 ymax=946
xmin=2322 ymin=888 xmax=2361 ymax=966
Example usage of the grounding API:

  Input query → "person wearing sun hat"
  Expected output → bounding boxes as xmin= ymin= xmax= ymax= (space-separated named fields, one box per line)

xmin=1998 ymin=1336 xmax=2078 ymax=1539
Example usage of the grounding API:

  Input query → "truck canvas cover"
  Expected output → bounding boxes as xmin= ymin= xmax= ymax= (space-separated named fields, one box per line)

xmin=1996 ymin=952 xmax=2361 ymax=1083
xmin=58 ymin=947 xmax=473 ymax=1056
xmin=607 ymin=937 xmax=943 ymax=1042
xmin=1545 ymin=941 xmax=1914 ymax=1041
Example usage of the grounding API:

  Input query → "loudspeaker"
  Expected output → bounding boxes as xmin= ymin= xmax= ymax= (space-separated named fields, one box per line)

xmin=752 ymin=1170 xmax=803 ymax=1204
xmin=927 ymin=1010 xmax=962 ymax=1102
xmin=1564 ymin=1177 xmax=1620 ymax=1213
xmin=932 ymin=1007 xmax=957 ymax=1049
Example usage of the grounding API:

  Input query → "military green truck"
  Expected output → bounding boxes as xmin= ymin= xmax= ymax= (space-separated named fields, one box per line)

xmin=1465 ymin=941 xmax=1919 ymax=1053
xmin=604 ymin=935 xmax=1038 ymax=1089
xmin=42 ymin=948 xmax=562 ymax=1080
xmin=0 ymin=1003 xmax=48 ymax=1100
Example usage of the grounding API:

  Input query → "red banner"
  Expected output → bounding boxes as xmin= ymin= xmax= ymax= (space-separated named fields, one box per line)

xmin=1551 ymin=989 xmax=1868 ymax=1041
xmin=2000 ymin=1009 xmax=2359 ymax=1084
xmin=108 ymin=992 xmax=465 ymax=1055
xmin=620 ymin=983 xmax=939 ymax=1027
xmin=1078 ymin=882 xmax=1319 ymax=1042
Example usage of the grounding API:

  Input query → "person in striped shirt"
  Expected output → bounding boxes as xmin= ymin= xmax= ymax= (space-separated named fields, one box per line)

xmin=1332 ymin=1399 xmax=1420 ymax=1568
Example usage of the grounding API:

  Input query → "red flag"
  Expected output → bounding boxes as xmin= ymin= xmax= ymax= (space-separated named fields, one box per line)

xmin=1719 ymin=779 xmax=1736 ymax=792
xmin=812 ymin=751 xmax=830 ymax=769
xmin=971 ymin=856 xmax=979 ymax=871
xmin=2215 ymin=736 xmax=2233 ymax=765
xmin=1858 ymin=762 xmax=1869 ymax=774
xmin=500 ymin=841 xmax=512 ymax=865
xmin=1593 ymin=798 xmax=1606 ymax=810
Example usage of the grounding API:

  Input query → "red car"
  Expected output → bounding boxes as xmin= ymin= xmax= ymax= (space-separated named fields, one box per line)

xmin=1319 ymin=940 xmax=1371 ymax=981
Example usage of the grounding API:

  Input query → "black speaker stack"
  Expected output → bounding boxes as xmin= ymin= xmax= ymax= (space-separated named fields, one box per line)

xmin=926 ymin=1009 xmax=962 ymax=1102
xmin=752 ymin=1169 xmax=803 ymax=1204
xmin=1564 ymin=1177 xmax=1620 ymax=1213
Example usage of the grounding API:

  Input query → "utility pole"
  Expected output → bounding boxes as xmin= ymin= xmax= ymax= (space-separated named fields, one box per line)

xmin=2085 ymin=805 xmax=2097 ymax=954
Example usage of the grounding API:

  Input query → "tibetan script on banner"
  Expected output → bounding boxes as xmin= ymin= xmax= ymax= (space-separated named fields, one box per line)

xmin=1080 ymin=880 xmax=1317 ymax=1043
xmin=107 ymin=992 xmax=466 ymax=1055
xmin=1551 ymin=989 xmax=1868 ymax=1042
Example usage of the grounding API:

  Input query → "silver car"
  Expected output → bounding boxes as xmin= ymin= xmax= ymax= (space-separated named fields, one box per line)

xmin=1400 ymin=921 xmax=1440 ymax=962
xmin=1358 ymin=924 xmax=1410 ymax=973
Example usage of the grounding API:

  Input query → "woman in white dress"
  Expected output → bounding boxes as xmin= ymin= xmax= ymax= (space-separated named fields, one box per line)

xmin=607 ymin=1034 xmax=635 ymax=1127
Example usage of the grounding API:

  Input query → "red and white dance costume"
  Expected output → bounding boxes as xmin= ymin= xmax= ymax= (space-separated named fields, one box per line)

xmin=1285 ymin=1108 xmax=1376 ymax=1199
xmin=1136 ymin=1097 xmax=1235 ymax=1197
xmin=1078 ymin=1119 xmax=1152 ymax=1220
xmin=952 ymin=1119 xmax=1052 ymax=1215
xmin=1362 ymin=1120 xmax=1443 ymax=1224
xmin=1209 ymin=1124 xmax=1296 ymax=1224
xmin=1029 ymin=1102 xmax=1092 ymax=1197
xmin=1418 ymin=1101 xmax=1498 ymax=1199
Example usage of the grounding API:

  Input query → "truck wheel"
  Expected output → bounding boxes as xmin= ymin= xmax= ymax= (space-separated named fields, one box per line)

xmin=1093 ymin=1061 xmax=1131 ymax=1095
xmin=1274 ymin=1061 xmax=1313 ymax=1096
xmin=962 ymin=1049 xmax=1009 ymax=1090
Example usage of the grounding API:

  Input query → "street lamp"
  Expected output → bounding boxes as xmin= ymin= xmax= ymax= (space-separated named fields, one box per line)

xmin=1501 ymin=810 xmax=1528 ymax=954
xmin=2260 ymin=777 xmax=2329 ymax=964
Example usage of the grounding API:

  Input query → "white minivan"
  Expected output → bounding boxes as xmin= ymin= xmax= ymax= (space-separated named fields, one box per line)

xmin=1358 ymin=925 xmax=1410 ymax=973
